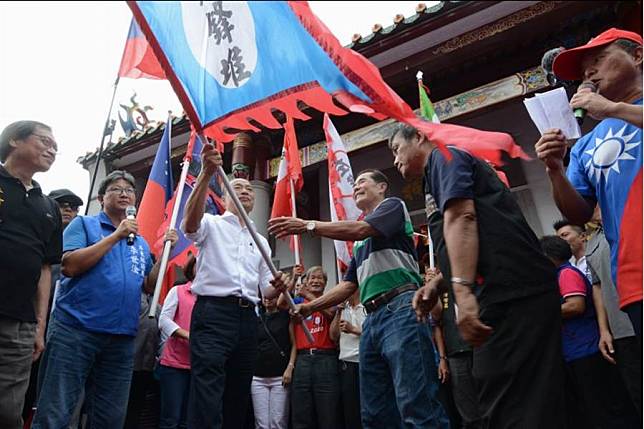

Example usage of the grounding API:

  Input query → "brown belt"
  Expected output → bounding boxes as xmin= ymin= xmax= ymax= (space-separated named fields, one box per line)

xmin=363 ymin=284 xmax=418 ymax=314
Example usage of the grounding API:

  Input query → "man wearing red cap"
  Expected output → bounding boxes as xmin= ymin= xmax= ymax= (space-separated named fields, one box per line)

xmin=535 ymin=28 xmax=642 ymax=337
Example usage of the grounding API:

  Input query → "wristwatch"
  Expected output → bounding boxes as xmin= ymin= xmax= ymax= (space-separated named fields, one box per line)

xmin=306 ymin=221 xmax=317 ymax=235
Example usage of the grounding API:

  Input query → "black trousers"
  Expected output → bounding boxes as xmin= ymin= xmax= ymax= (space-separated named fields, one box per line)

xmin=188 ymin=297 xmax=258 ymax=429
xmin=474 ymin=290 xmax=565 ymax=429
xmin=123 ymin=370 xmax=159 ymax=429
xmin=623 ymin=301 xmax=642 ymax=337
xmin=565 ymin=352 xmax=640 ymax=429
xmin=291 ymin=353 xmax=341 ymax=429
xmin=614 ymin=335 xmax=643 ymax=418
xmin=340 ymin=360 xmax=362 ymax=429
xmin=448 ymin=352 xmax=481 ymax=429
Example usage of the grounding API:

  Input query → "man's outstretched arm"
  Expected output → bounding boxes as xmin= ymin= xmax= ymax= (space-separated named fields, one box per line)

xmin=268 ymin=217 xmax=379 ymax=242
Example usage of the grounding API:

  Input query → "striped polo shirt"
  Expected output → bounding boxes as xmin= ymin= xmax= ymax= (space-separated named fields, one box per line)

xmin=344 ymin=197 xmax=422 ymax=304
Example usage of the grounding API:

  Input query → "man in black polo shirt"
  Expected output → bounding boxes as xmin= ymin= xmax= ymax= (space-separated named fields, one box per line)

xmin=389 ymin=124 xmax=564 ymax=428
xmin=0 ymin=120 xmax=62 ymax=429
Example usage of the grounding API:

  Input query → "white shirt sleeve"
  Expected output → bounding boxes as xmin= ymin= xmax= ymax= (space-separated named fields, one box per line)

xmin=159 ymin=286 xmax=181 ymax=338
xmin=181 ymin=214 xmax=210 ymax=244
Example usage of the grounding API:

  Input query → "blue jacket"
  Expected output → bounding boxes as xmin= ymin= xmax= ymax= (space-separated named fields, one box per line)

xmin=54 ymin=212 xmax=153 ymax=336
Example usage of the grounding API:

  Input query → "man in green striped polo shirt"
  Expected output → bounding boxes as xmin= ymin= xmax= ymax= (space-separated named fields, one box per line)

xmin=268 ymin=169 xmax=449 ymax=428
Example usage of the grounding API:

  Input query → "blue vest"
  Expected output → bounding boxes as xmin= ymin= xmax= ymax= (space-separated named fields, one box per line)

xmin=54 ymin=213 xmax=152 ymax=336
xmin=558 ymin=262 xmax=599 ymax=362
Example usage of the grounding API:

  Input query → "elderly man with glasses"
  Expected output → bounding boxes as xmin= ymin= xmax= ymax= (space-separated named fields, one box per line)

xmin=0 ymin=120 xmax=63 ymax=429
xmin=32 ymin=170 xmax=178 ymax=428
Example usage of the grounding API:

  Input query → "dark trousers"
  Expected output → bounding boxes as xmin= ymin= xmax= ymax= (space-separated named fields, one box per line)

xmin=614 ymin=335 xmax=643 ymax=418
xmin=291 ymin=353 xmax=341 ymax=429
xmin=448 ymin=352 xmax=482 ymax=429
xmin=123 ymin=370 xmax=159 ymax=429
xmin=565 ymin=352 xmax=640 ymax=429
xmin=623 ymin=301 xmax=642 ymax=337
xmin=188 ymin=297 xmax=258 ymax=429
xmin=340 ymin=360 xmax=362 ymax=429
xmin=158 ymin=365 xmax=191 ymax=429
xmin=474 ymin=291 xmax=565 ymax=429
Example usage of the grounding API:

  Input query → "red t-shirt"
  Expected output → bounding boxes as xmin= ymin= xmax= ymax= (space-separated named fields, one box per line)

xmin=294 ymin=303 xmax=336 ymax=350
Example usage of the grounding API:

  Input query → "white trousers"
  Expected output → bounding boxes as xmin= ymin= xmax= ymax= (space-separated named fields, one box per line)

xmin=251 ymin=376 xmax=290 ymax=429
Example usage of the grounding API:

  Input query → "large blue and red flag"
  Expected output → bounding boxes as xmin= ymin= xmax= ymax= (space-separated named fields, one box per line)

xmin=118 ymin=18 xmax=166 ymax=80
xmin=151 ymin=131 xmax=225 ymax=303
xmin=138 ymin=117 xmax=174 ymax=249
xmin=127 ymin=1 xmax=525 ymax=165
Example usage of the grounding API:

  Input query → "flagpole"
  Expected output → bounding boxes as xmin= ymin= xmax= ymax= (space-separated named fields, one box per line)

xmin=289 ymin=178 xmax=302 ymax=267
xmin=85 ymin=76 xmax=120 ymax=215
xmin=148 ymin=115 xmax=184 ymax=317
xmin=202 ymin=135 xmax=315 ymax=344
xmin=413 ymin=231 xmax=435 ymax=269
xmin=427 ymin=232 xmax=435 ymax=270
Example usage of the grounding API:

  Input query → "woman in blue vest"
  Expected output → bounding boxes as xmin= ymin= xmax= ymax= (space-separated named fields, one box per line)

xmin=33 ymin=170 xmax=177 ymax=428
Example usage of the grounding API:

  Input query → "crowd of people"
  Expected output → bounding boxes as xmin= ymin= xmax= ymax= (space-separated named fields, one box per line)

xmin=0 ymin=27 xmax=641 ymax=429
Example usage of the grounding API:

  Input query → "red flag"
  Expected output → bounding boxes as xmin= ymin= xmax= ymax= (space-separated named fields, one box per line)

xmin=118 ymin=19 xmax=165 ymax=80
xmin=271 ymin=117 xmax=303 ymax=219
xmin=324 ymin=114 xmax=362 ymax=270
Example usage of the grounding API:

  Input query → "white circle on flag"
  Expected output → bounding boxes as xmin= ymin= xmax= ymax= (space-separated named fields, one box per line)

xmin=181 ymin=1 xmax=257 ymax=89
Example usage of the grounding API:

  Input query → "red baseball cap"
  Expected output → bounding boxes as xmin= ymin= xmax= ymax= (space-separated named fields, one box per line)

xmin=552 ymin=27 xmax=643 ymax=81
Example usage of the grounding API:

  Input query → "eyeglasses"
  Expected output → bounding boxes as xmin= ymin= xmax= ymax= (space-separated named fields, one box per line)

xmin=31 ymin=134 xmax=58 ymax=152
xmin=106 ymin=187 xmax=136 ymax=195
xmin=57 ymin=202 xmax=79 ymax=211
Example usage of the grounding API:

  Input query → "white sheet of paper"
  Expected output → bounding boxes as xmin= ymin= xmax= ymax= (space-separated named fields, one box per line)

xmin=524 ymin=87 xmax=581 ymax=139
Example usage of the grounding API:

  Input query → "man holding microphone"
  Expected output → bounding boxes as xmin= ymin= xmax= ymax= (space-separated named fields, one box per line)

xmin=181 ymin=145 xmax=288 ymax=429
xmin=33 ymin=170 xmax=178 ymax=428
xmin=535 ymin=28 xmax=642 ymax=335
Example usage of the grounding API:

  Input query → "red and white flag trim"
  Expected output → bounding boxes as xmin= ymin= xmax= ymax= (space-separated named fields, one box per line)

xmin=324 ymin=114 xmax=362 ymax=270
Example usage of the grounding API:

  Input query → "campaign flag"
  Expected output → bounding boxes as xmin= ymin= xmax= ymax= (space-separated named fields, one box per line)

xmin=128 ymin=1 xmax=525 ymax=164
xmin=118 ymin=18 xmax=166 ymax=79
xmin=271 ymin=117 xmax=303 ymax=219
xmin=138 ymin=117 xmax=173 ymax=250
xmin=324 ymin=114 xmax=362 ymax=271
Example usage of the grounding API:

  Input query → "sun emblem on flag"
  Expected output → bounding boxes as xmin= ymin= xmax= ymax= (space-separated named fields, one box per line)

xmin=584 ymin=125 xmax=641 ymax=182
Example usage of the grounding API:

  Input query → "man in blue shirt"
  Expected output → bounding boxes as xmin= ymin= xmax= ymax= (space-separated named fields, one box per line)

xmin=33 ymin=170 xmax=177 ymax=428
xmin=535 ymin=28 xmax=642 ymax=335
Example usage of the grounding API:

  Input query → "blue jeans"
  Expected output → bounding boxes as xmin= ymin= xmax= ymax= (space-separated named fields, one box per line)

xmin=359 ymin=291 xmax=449 ymax=429
xmin=159 ymin=365 xmax=191 ymax=429
xmin=32 ymin=317 xmax=134 ymax=428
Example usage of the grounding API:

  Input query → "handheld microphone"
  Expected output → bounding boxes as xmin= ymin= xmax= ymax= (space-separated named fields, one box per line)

xmin=541 ymin=47 xmax=565 ymax=87
xmin=574 ymin=81 xmax=597 ymax=125
xmin=126 ymin=205 xmax=137 ymax=246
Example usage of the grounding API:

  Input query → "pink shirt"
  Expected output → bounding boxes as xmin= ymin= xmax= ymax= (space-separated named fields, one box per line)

xmin=159 ymin=283 xmax=196 ymax=369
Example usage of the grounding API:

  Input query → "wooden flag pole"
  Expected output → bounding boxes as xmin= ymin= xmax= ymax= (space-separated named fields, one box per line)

xmin=289 ymin=178 xmax=302 ymax=267
xmin=147 ymin=163 xmax=191 ymax=318
xmin=205 ymin=137 xmax=314 ymax=344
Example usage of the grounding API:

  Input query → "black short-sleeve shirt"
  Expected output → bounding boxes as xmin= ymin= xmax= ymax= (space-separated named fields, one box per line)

xmin=255 ymin=310 xmax=291 ymax=377
xmin=424 ymin=147 xmax=556 ymax=307
xmin=0 ymin=165 xmax=62 ymax=322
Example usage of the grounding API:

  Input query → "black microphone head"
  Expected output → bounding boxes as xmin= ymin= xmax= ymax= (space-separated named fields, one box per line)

xmin=578 ymin=81 xmax=597 ymax=92
xmin=541 ymin=47 xmax=564 ymax=74
xmin=126 ymin=205 xmax=137 ymax=217
xmin=541 ymin=47 xmax=565 ymax=86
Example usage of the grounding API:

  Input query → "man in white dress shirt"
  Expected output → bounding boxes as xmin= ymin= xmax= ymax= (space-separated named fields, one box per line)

xmin=182 ymin=145 xmax=287 ymax=429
